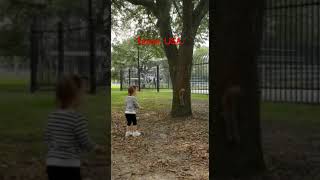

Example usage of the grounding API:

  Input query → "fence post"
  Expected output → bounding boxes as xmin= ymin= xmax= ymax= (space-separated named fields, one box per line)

xmin=120 ymin=69 xmax=123 ymax=91
xmin=30 ymin=19 xmax=38 ymax=93
xmin=168 ymin=73 xmax=170 ymax=89
xmin=157 ymin=65 xmax=160 ymax=92
xmin=137 ymin=46 xmax=141 ymax=91
xmin=57 ymin=22 xmax=64 ymax=80
xmin=129 ymin=69 xmax=131 ymax=85
xmin=88 ymin=0 xmax=96 ymax=94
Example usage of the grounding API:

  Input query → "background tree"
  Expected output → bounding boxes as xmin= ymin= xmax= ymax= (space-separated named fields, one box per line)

xmin=210 ymin=0 xmax=266 ymax=178
xmin=112 ymin=0 xmax=209 ymax=117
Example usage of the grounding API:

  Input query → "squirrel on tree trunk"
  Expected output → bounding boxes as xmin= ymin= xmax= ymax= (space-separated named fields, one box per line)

xmin=222 ymin=85 xmax=241 ymax=145
xmin=179 ymin=88 xmax=186 ymax=106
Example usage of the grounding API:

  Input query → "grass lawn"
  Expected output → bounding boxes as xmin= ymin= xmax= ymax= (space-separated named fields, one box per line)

xmin=111 ymin=88 xmax=208 ymax=111
xmin=0 ymin=78 xmax=108 ymax=162
xmin=1 ymin=77 xmax=320 ymax=162
xmin=112 ymin=88 xmax=320 ymax=132
xmin=261 ymin=102 xmax=320 ymax=131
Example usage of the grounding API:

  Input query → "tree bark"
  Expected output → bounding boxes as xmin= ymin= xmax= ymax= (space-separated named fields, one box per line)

xmin=156 ymin=0 xmax=195 ymax=117
xmin=210 ymin=0 xmax=266 ymax=178
xmin=170 ymin=45 xmax=193 ymax=117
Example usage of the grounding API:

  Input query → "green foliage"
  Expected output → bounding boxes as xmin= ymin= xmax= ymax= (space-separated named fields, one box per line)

xmin=112 ymin=36 xmax=165 ymax=69
xmin=111 ymin=0 xmax=209 ymax=47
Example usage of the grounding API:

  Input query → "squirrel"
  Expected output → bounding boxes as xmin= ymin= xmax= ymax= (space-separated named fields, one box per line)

xmin=179 ymin=88 xmax=186 ymax=106
xmin=222 ymin=85 xmax=241 ymax=145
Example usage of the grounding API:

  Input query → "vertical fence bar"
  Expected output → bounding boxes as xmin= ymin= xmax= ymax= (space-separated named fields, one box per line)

xmin=311 ymin=2 xmax=315 ymax=103
xmin=266 ymin=0 xmax=270 ymax=101
xmin=306 ymin=1 xmax=310 ymax=104
xmin=201 ymin=62 xmax=203 ymax=94
xmin=318 ymin=2 xmax=320 ymax=104
xmin=128 ymin=69 xmax=131 ymax=86
xmin=304 ymin=1 xmax=307 ymax=103
xmin=283 ymin=0 xmax=288 ymax=102
xmin=279 ymin=0 xmax=283 ymax=102
xmin=298 ymin=1 xmax=304 ymax=103
xmin=272 ymin=0 xmax=276 ymax=102
xmin=281 ymin=0 xmax=285 ymax=102
xmin=262 ymin=13 xmax=266 ymax=101
xmin=294 ymin=0 xmax=298 ymax=103
xmin=120 ymin=69 xmax=123 ymax=91
xmin=168 ymin=73 xmax=170 ymax=89
xmin=88 ymin=0 xmax=96 ymax=94
xmin=276 ymin=0 xmax=281 ymax=102
xmin=58 ymin=22 xmax=64 ymax=80
xmin=157 ymin=65 xmax=160 ymax=92
xmin=289 ymin=2 xmax=293 ymax=103
xmin=207 ymin=62 xmax=209 ymax=95
xmin=30 ymin=19 xmax=38 ymax=93
xmin=273 ymin=1 xmax=277 ymax=102
xmin=137 ymin=47 xmax=141 ymax=91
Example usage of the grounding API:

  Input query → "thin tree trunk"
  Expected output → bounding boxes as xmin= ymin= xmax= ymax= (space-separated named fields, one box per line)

xmin=210 ymin=0 xmax=266 ymax=178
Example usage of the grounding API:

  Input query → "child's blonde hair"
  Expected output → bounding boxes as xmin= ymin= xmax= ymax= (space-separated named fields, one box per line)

xmin=56 ymin=74 xmax=84 ymax=109
xmin=128 ymin=85 xmax=137 ymax=96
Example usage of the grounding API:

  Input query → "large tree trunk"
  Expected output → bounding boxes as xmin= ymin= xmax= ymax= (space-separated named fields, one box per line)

xmin=210 ymin=0 xmax=266 ymax=178
xmin=156 ymin=0 xmax=196 ymax=117
xmin=170 ymin=44 xmax=193 ymax=117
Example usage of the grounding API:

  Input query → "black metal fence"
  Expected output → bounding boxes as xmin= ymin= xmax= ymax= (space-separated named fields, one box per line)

xmin=117 ymin=52 xmax=209 ymax=94
xmin=30 ymin=18 xmax=107 ymax=94
xmin=191 ymin=53 xmax=209 ymax=94
xmin=259 ymin=0 xmax=320 ymax=103
xmin=119 ymin=61 xmax=171 ymax=92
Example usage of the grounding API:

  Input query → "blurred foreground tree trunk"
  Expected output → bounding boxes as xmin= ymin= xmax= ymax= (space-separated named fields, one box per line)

xmin=210 ymin=0 xmax=266 ymax=178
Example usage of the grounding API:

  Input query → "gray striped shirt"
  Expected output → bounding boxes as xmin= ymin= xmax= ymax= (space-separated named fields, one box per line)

xmin=44 ymin=110 xmax=95 ymax=167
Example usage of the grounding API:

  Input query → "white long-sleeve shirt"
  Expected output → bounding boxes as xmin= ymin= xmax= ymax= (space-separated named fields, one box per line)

xmin=125 ymin=96 xmax=140 ymax=114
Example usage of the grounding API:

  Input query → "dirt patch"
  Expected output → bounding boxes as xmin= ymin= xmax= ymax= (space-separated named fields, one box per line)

xmin=111 ymin=101 xmax=209 ymax=180
xmin=261 ymin=120 xmax=320 ymax=180
xmin=0 ymin=155 xmax=108 ymax=180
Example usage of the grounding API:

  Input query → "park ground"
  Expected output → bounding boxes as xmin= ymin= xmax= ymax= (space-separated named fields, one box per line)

xmin=0 ymin=77 xmax=320 ymax=179
xmin=111 ymin=87 xmax=320 ymax=180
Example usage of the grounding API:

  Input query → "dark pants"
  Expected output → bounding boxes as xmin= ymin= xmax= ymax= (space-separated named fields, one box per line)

xmin=47 ymin=166 xmax=82 ymax=180
xmin=125 ymin=114 xmax=137 ymax=126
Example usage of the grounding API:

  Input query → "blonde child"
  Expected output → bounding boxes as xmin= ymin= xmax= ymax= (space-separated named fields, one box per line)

xmin=125 ymin=85 xmax=141 ymax=137
xmin=44 ymin=74 xmax=103 ymax=180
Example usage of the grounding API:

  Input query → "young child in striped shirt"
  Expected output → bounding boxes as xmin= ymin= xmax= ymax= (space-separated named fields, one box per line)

xmin=44 ymin=74 xmax=103 ymax=180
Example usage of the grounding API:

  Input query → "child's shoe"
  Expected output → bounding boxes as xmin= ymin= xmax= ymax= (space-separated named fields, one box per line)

xmin=132 ymin=131 xmax=141 ymax=137
xmin=125 ymin=131 xmax=133 ymax=137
